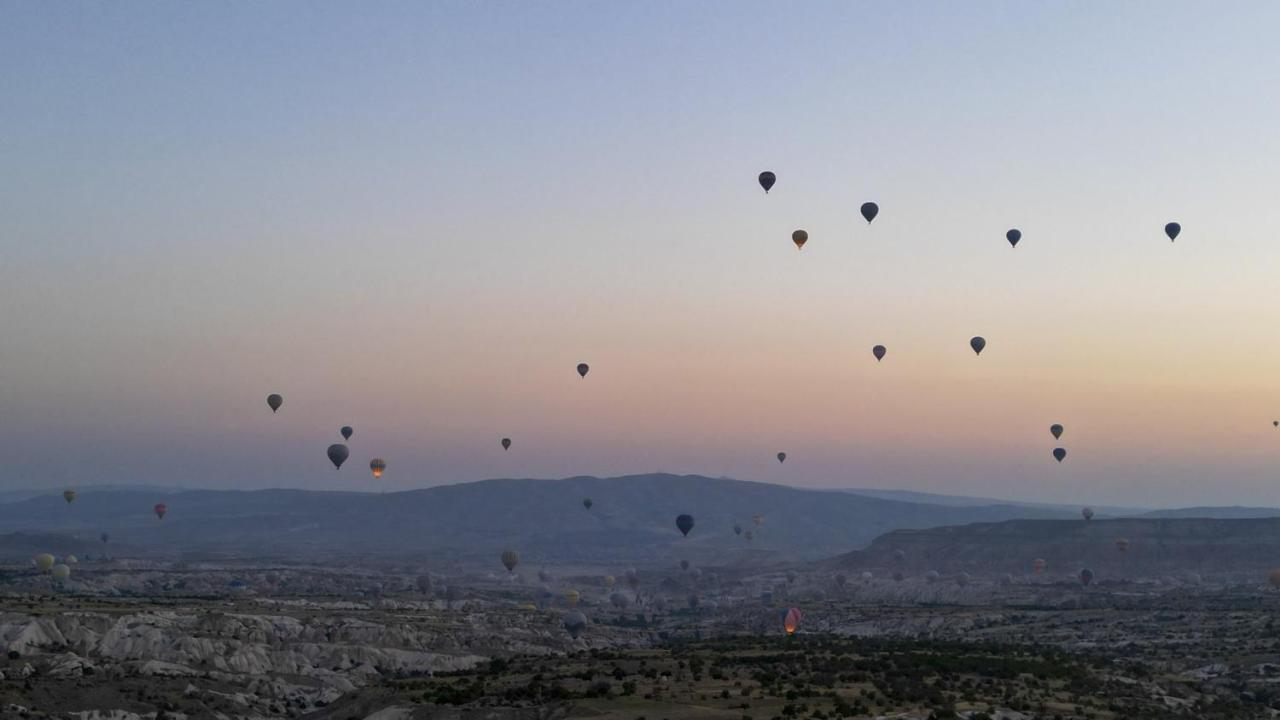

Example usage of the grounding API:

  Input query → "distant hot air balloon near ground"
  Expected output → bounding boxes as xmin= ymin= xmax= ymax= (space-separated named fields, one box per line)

xmin=1165 ymin=222 xmax=1181 ymax=241
xmin=327 ymin=444 xmax=349 ymax=470
xmin=783 ymin=607 xmax=802 ymax=635
xmin=744 ymin=529 xmax=754 ymax=542
xmin=860 ymin=202 xmax=879 ymax=224
xmin=1053 ymin=448 xmax=1067 ymax=463
xmin=1115 ymin=538 xmax=1130 ymax=553
xmin=733 ymin=524 xmax=742 ymax=536
xmin=1050 ymin=424 xmax=1064 ymax=440
xmin=51 ymin=564 xmax=71 ymax=582
xmin=576 ymin=363 xmax=589 ymax=378
xmin=676 ymin=514 xmax=695 ymax=537
xmin=62 ymin=490 xmax=76 ymax=504
xmin=776 ymin=452 xmax=786 ymax=463
xmin=582 ymin=497 xmax=593 ymax=510
xmin=892 ymin=549 xmax=906 ymax=564
xmin=501 ymin=437 xmax=511 ymax=450
xmin=564 ymin=589 xmax=581 ymax=607
xmin=154 ymin=503 xmax=167 ymax=520
xmin=267 ymin=394 xmax=283 ymax=413
xmin=1006 ymin=229 xmax=1021 ymax=248
xmin=1033 ymin=558 xmax=1046 ymax=574
xmin=1079 ymin=568 xmax=1095 ymax=586
xmin=501 ymin=550 xmax=520 ymax=573
xmin=603 ymin=575 xmax=614 ymax=589
xmin=340 ymin=426 xmax=353 ymax=441
xmin=956 ymin=572 xmax=970 ymax=587
xmin=872 ymin=345 xmax=886 ymax=362
xmin=64 ymin=555 xmax=77 ymax=564
xmin=791 ymin=230 xmax=808 ymax=249
xmin=758 ymin=171 xmax=776 ymax=193
xmin=563 ymin=611 xmax=587 ymax=638
xmin=35 ymin=554 xmax=54 ymax=572
xmin=1082 ymin=507 xmax=1095 ymax=521
xmin=680 ymin=559 xmax=689 ymax=572
xmin=100 ymin=533 xmax=109 ymax=544
xmin=970 ymin=336 xmax=986 ymax=355
xmin=369 ymin=458 xmax=386 ymax=479
xmin=753 ymin=514 xmax=764 ymax=527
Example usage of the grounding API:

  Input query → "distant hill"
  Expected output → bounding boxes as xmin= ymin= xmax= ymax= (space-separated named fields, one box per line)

xmin=1138 ymin=506 xmax=1280 ymax=519
xmin=824 ymin=516 xmax=1280 ymax=579
xmin=0 ymin=474 xmax=1078 ymax=566
xmin=838 ymin=488 xmax=1144 ymax=516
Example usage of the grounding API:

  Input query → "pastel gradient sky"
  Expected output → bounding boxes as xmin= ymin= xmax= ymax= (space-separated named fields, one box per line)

xmin=3 ymin=2 xmax=1280 ymax=506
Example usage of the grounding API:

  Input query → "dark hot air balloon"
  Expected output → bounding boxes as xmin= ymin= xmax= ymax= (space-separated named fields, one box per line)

xmin=62 ymin=490 xmax=76 ymax=504
xmin=327 ymin=444 xmax=349 ymax=470
xmin=577 ymin=363 xmax=589 ymax=378
xmin=266 ymin=394 xmax=283 ymax=413
xmin=340 ymin=426 xmax=353 ymax=441
xmin=1006 ymin=229 xmax=1021 ymax=248
xmin=563 ymin=611 xmax=587 ymax=639
xmin=791 ymin=230 xmax=808 ymax=249
xmin=501 ymin=550 xmax=519 ymax=573
xmin=582 ymin=497 xmax=593 ymax=510
xmin=758 ymin=171 xmax=776 ymax=193
xmin=676 ymin=514 xmax=695 ymax=537
xmin=501 ymin=437 xmax=511 ymax=450
xmin=1050 ymin=424 xmax=1064 ymax=440
xmin=733 ymin=524 xmax=742 ymax=535
xmin=872 ymin=345 xmax=886 ymax=362
xmin=1082 ymin=507 xmax=1094 ymax=521
xmin=1115 ymin=537 xmax=1130 ymax=553
xmin=154 ymin=503 xmax=167 ymax=520
xmin=1165 ymin=222 xmax=1181 ymax=241
xmin=776 ymin=452 xmax=786 ymax=463
xmin=1079 ymin=568 xmax=1094 ymax=586
xmin=970 ymin=336 xmax=986 ymax=355
xmin=860 ymin=202 xmax=879 ymax=224
xmin=1052 ymin=447 xmax=1067 ymax=463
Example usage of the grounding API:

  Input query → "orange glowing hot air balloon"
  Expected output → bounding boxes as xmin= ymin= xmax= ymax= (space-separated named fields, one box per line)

xmin=782 ymin=607 xmax=802 ymax=635
xmin=369 ymin=458 xmax=386 ymax=479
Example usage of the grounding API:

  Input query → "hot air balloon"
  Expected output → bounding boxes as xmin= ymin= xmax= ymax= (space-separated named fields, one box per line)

xmin=582 ymin=497 xmax=593 ymax=510
xmin=758 ymin=171 xmax=776 ymax=193
xmin=64 ymin=555 xmax=77 ymax=564
xmin=51 ymin=564 xmax=71 ymax=582
xmin=1079 ymin=568 xmax=1094 ymax=586
xmin=326 ymin=444 xmax=349 ymax=470
xmin=956 ymin=572 xmax=970 ymax=587
xmin=970 ymin=336 xmax=986 ymax=355
xmin=564 ymin=588 xmax=581 ymax=607
xmin=501 ymin=550 xmax=520 ymax=573
xmin=62 ymin=490 xmax=76 ymax=504
xmin=680 ymin=559 xmax=689 ymax=572
xmin=1082 ymin=507 xmax=1095 ymax=521
xmin=892 ymin=549 xmax=906 ymax=564
xmin=369 ymin=458 xmax=386 ymax=479
xmin=776 ymin=452 xmax=786 ymax=464
xmin=340 ymin=426 xmax=353 ymax=441
xmin=100 ymin=533 xmax=109 ymax=544
xmin=34 ymin=554 xmax=54 ymax=572
xmin=676 ymin=514 xmax=695 ymax=537
xmin=860 ymin=202 xmax=879 ymax=224
xmin=733 ymin=524 xmax=742 ymax=536
xmin=1269 ymin=569 xmax=1280 ymax=588
xmin=791 ymin=230 xmax=808 ymax=249
xmin=782 ymin=607 xmax=802 ymax=635
xmin=1033 ymin=558 xmax=1046 ymax=574
xmin=753 ymin=514 xmax=764 ymax=527
xmin=603 ymin=575 xmax=615 ymax=590
xmin=1115 ymin=538 xmax=1130 ymax=553
xmin=1006 ymin=229 xmax=1021 ymax=248
xmin=267 ymin=394 xmax=283 ymax=413
xmin=154 ymin=503 xmax=167 ymax=520
xmin=501 ymin=437 xmax=511 ymax=450
xmin=1053 ymin=448 xmax=1067 ymax=463
xmin=1165 ymin=222 xmax=1181 ymax=241
xmin=563 ymin=611 xmax=587 ymax=638
xmin=1050 ymin=424 xmax=1064 ymax=440
xmin=744 ymin=529 xmax=754 ymax=541
xmin=577 ymin=363 xmax=589 ymax=378
xmin=872 ymin=345 xmax=886 ymax=362
xmin=1274 ymin=421 xmax=1279 ymax=428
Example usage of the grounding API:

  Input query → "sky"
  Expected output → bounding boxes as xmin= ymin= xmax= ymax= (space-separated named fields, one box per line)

xmin=2 ymin=2 xmax=1280 ymax=506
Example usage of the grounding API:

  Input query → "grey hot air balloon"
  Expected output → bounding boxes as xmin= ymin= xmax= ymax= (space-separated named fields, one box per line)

xmin=791 ymin=230 xmax=808 ymax=249
xmin=680 ymin=559 xmax=689 ymax=572
xmin=501 ymin=437 xmax=511 ymax=450
xmin=1006 ymin=229 xmax=1021 ymax=248
xmin=872 ymin=345 xmax=886 ymax=362
xmin=860 ymin=202 xmax=879 ymax=224
xmin=501 ymin=549 xmax=520 ymax=573
xmin=582 ymin=497 xmax=593 ymax=510
xmin=267 ymin=394 xmax=283 ymax=413
xmin=577 ymin=363 xmax=589 ymax=378
xmin=758 ymin=171 xmax=776 ymax=193
xmin=1052 ymin=447 xmax=1067 ymax=463
xmin=1079 ymin=568 xmax=1095 ymax=586
xmin=1082 ymin=506 xmax=1095 ymax=521
xmin=1165 ymin=222 xmax=1181 ymax=241
xmin=777 ymin=452 xmax=786 ymax=463
xmin=970 ymin=336 xmax=986 ymax=355
xmin=563 ymin=611 xmax=588 ymax=639
xmin=676 ymin=514 xmax=695 ymax=537
xmin=326 ymin=443 xmax=349 ymax=470
xmin=340 ymin=426 xmax=353 ymax=441
xmin=1050 ymin=423 xmax=1064 ymax=440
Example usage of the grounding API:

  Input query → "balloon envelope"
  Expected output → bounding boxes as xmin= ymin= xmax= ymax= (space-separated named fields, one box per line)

xmin=776 ymin=452 xmax=786 ymax=463
xmin=676 ymin=514 xmax=695 ymax=537
xmin=970 ymin=336 xmax=986 ymax=355
xmin=872 ymin=345 xmax=886 ymax=362
xmin=1052 ymin=447 xmax=1067 ymax=463
xmin=340 ymin=426 xmax=353 ymax=441
xmin=501 ymin=550 xmax=520 ymax=573
xmin=51 ymin=564 xmax=71 ymax=582
xmin=35 ymin=553 xmax=55 ymax=572
xmin=62 ymin=490 xmax=76 ymax=504
xmin=563 ymin=611 xmax=587 ymax=638
xmin=501 ymin=437 xmax=511 ymax=450
xmin=154 ymin=503 xmax=167 ymax=520
xmin=577 ymin=363 xmax=589 ymax=378
xmin=860 ymin=202 xmax=879 ymax=224
xmin=1006 ymin=228 xmax=1021 ymax=247
xmin=327 ymin=444 xmax=349 ymax=470
xmin=582 ymin=497 xmax=593 ymax=510
xmin=791 ymin=230 xmax=808 ymax=249
xmin=369 ymin=458 xmax=386 ymax=479
xmin=1050 ymin=424 xmax=1064 ymax=440
xmin=783 ymin=607 xmax=802 ymax=635
xmin=1033 ymin=558 xmax=1046 ymax=574
xmin=1082 ymin=507 xmax=1094 ymax=521
xmin=266 ymin=394 xmax=283 ymax=413
xmin=758 ymin=171 xmax=776 ymax=193
xmin=1165 ymin=222 xmax=1181 ymax=241
xmin=1079 ymin=568 xmax=1094 ymax=586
